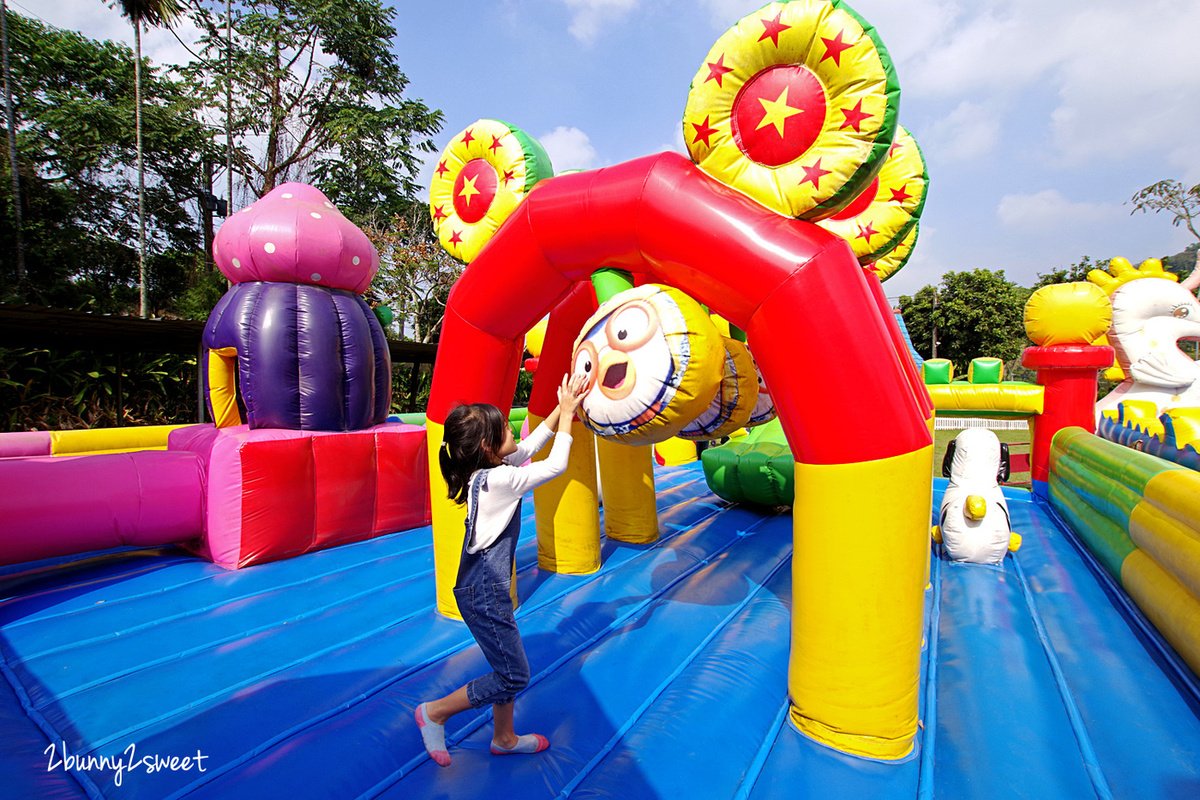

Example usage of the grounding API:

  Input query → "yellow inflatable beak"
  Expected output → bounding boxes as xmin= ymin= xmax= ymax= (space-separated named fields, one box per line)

xmin=1008 ymin=532 xmax=1023 ymax=552
xmin=965 ymin=495 xmax=986 ymax=521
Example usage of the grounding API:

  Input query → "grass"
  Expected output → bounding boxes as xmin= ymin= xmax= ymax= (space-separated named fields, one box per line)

xmin=933 ymin=425 xmax=1032 ymax=491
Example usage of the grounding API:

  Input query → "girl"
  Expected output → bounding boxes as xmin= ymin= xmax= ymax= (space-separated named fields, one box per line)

xmin=415 ymin=373 xmax=589 ymax=767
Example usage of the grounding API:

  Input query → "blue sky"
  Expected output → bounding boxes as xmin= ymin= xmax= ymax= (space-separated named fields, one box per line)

xmin=37 ymin=0 xmax=1200 ymax=299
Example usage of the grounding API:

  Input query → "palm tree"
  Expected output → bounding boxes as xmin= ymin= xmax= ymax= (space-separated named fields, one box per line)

xmin=0 ymin=0 xmax=25 ymax=288
xmin=111 ymin=0 xmax=182 ymax=317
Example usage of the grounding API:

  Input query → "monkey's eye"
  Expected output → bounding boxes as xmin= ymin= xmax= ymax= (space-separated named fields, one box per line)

xmin=572 ymin=341 xmax=599 ymax=391
xmin=605 ymin=301 xmax=657 ymax=350
xmin=1173 ymin=305 xmax=1191 ymax=319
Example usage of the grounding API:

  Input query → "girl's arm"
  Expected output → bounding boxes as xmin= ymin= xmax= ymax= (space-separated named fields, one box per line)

xmin=500 ymin=374 xmax=588 ymax=492
xmin=503 ymin=374 xmax=584 ymax=465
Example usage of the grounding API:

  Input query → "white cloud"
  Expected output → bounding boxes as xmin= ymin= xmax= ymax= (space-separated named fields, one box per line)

xmin=922 ymin=101 xmax=1001 ymax=161
xmin=857 ymin=0 xmax=1200 ymax=171
xmin=997 ymin=189 xmax=1119 ymax=232
xmin=32 ymin=0 xmax=205 ymax=68
xmin=540 ymin=126 xmax=600 ymax=172
xmin=563 ymin=0 xmax=638 ymax=44
xmin=695 ymin=0 xmax=767 ymax=30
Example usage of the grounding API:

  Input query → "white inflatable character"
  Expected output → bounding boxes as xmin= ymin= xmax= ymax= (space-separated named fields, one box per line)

xmin=1096 ymin=270 xmax=1200 ymax=418
xmin=933 ymin=428 xmax=1022 ymax=564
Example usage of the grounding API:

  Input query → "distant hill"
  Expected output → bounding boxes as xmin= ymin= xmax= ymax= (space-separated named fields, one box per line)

xmin=1163 ymin=242 xmax=1198 ymax=278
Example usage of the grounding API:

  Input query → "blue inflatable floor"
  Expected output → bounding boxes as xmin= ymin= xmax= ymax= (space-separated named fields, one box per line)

xmin=2 ymin=464 xmax=1199 ymax=798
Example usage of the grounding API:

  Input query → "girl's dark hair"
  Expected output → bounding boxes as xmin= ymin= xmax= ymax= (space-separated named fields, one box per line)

xmin=439 ymin=403 xmax=508 ymax=504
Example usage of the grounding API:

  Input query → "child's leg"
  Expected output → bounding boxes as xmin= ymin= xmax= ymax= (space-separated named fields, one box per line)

xmin=426 ymin=686 xmax=471 ymax=724
xmin=493 ymin=700 xmax=517 ymax=748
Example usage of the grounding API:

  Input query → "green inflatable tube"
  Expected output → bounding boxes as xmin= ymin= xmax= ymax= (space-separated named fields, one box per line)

xmin=700 ymin=418 xmax=794 ymax=506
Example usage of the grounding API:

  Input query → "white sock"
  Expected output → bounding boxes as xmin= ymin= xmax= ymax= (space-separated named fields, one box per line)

xmin=415 ymin=703 xmax=451 ymax=767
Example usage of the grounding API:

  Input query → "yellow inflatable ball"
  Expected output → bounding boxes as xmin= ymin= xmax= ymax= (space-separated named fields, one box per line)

xmin=1024 ymin=282 xmax=1112 ymax=346
xmin=572 ymin=285 xmax=725 ymax=445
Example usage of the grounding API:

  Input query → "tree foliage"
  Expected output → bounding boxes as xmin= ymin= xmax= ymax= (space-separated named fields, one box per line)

xmin=0 ymin=13 xmax=217 ymax=313
xmin=362 ymin=205 xmax=461 ymax=343
xmin=1032 ymin=255 xmax=1103 ymax=289
xmin=1131 ymin=179 xmax=1200 ymax=242
xmin=184 ymin=0 xmax=443 ymax=217
xmin=899 ymin=269 xmax=1032 ymax=373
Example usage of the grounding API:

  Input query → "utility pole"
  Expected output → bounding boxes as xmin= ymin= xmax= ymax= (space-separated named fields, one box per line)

xmin=201 ymin=159 xmax=215 ymax=270
xmin=931 ymin=286 xmax=938 ymax=359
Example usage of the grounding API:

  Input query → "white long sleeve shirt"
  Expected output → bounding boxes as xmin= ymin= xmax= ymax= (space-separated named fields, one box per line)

xmin=465 ymin=422 xmax=573 ymax=553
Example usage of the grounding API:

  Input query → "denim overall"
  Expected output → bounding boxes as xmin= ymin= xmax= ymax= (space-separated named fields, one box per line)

xmin=452 ymin=469 xmax=531 ymax=708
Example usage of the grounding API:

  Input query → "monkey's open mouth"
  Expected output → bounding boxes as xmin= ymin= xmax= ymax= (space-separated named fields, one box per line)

xmin=602 ymin=362 xmax=628 ymax=389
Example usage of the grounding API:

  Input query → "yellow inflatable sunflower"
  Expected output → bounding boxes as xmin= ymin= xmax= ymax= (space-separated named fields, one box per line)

xmin=682 ymin=0 xmax=899 ymax=220
xmin=818 ymin=125 xmax=927 ymax=263
xmin=864 ymin=222 xmax=918 ymax=283
xmin=429 ymin=119 xmax=553 ymax=263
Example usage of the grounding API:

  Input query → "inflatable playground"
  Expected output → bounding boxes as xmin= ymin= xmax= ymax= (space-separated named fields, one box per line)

xmin=2 ymin=1 xmax=1199 ymax=797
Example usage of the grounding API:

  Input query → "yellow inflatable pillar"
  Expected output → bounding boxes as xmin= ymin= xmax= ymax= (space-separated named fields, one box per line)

xmin=655 ymin=436 xmax=698 ymax=466
xmin=596 ymin=438 xmax=658 ymax=544
xmin=426 ymin=419 xmax=471 ymax=619
xmin=789 ymin=445 xmax=934 ymax=759
xmin=529 ymin=413 xmax=602 ymax=573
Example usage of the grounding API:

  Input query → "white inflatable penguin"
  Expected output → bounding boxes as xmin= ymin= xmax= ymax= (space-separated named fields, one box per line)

xmin=933 ymin=428 xmax=1022 ymax=564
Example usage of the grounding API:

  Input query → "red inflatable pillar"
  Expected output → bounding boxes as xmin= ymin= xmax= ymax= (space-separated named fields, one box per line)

xmin=1021 ymin=344 xmax=1115 ymax=498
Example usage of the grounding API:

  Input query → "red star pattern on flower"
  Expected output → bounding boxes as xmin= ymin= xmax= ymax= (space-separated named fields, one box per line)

xmin=820 ymin=30 xmax=854 ymax=66
xmin=435 ymin=160 xmax=449 ymax=177
xmin=838 ymin=99 xmax=873 ymax=132
xmin=502 ymin=168 xmax=516 ymax=186
xmin=890 ymin=183 xmax=914 ymax=204
xmin=449 ymin=230 xmax=463 ymax=245
xmin=489 ymin=135 xmax=503 ymax=153
xmin=856 ymin=221 xmax=879 ymax=243
xmin=432 ymin=204 xmax=447 ymax=222
xmin=461 ymin=128 xmax=475 ymax=147
xmin=692 ymin=116 xmax=719 ymax=147
xmin=705 ymin=54 xmax=735 ymax=87
xmin=799 ymin=158 xmax=832 ymax=188
xmin=758 ymin=12 xmax=790 ymax=47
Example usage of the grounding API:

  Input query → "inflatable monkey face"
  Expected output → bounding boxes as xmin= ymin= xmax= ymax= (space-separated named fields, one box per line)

xmin=572 ymin=285 xmax=724 ymax=443
xmin=574 ymin=297 xmax=670 ymax=405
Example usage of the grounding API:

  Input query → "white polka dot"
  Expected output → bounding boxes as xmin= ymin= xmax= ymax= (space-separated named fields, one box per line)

xmin=282 ymin=193 xmax=293 ymax=199
xmin=264 ymin=242 xmax=276 ymax=254
xmin=242 ymin=207 xmax=253 ymax=213
xmin=311 ymin=273 xmax=322 ymax=281
xmin=324 ymin=202 xmax=334 ymax=208
xmin=352 ymin=256 xmax=361 ymax=265
xmin=310 ymin=212 xmax=322 ymax=219
xmin=232 ymin=258 xmax=241 ymax=269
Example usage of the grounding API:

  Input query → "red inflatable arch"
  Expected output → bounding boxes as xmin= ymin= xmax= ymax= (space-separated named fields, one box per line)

xmin=426 ymin=151 xmax=934 ymax=760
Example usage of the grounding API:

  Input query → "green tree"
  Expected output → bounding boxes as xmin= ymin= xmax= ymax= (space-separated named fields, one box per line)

xmin=1131 ymin=179 xmax=1200 ymax=242
xmin=110 ymin=0 xmax=184 ymax=317
xmin=900 ymin=269 xmax=1032 ymax=373
xmin=1032 ymin=255 xmax=1106 ymax=289
xmin=362 ymin=205 xmax=461 ymax=343
xmin=184 ymin=0 xmax=443 ymax=218
xmin=0 ymin=13 xmax=217 ymax=314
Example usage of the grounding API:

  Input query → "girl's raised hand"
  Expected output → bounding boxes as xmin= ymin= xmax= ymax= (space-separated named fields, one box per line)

xmin=558 ymin=373 xmax=588 ymax=415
